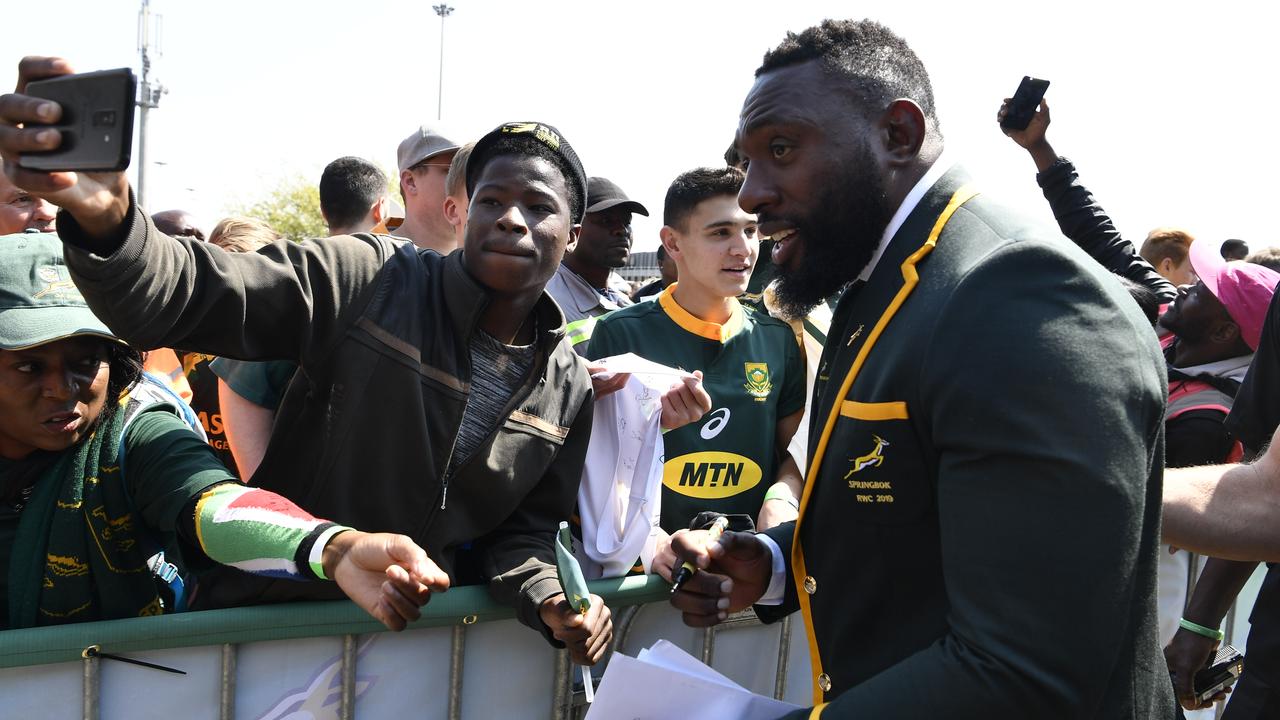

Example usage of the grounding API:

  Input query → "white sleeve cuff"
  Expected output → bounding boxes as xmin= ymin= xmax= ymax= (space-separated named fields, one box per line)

xmin=755 ymin=532 xmax=788 ymax=605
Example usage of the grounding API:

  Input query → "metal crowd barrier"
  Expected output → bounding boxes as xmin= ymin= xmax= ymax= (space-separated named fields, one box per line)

xmin=0 ymin=574 xmax=809 ymax=719
xmin=9 ymin=559 xmax=1260 ymax=720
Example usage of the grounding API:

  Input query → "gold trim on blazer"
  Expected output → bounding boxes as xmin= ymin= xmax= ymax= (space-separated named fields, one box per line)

xmin=791 ymin=185 xmax=979 ymax=705
xmin=839 ymin=400 xmax=909 ymax=421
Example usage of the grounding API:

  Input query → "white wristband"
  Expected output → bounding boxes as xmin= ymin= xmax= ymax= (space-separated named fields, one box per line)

xmin=309 ymin=525 xmax=353 ymax=580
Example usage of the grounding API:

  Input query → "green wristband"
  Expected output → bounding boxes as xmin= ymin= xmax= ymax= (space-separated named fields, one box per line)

xmin=763 ymin=487 xmax=799 ymax=509
xmin=1179 ymin=618 xmax=1224 ymax=642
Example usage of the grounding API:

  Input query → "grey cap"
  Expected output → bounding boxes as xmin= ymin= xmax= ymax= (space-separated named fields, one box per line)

xmin=0 ymin=233 xmax=121 ymax=350
xmin=397 ymin=125 xmax=461 ymax=173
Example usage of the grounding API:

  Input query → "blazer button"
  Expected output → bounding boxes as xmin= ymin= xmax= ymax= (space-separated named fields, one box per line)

xmin=803 ymin=576 xmax=817 ymax=594
xmin=817 ymin=673 xmax=832 ymax=692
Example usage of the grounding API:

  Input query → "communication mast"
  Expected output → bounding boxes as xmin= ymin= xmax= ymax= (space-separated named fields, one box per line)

xmin=136 ymin=0 xmax=167 ymax=210
xmin=432 ymin=4 xmax=455 ymax=120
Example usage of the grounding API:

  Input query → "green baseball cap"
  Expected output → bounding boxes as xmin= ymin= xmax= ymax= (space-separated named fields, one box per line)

xmin=0 ymin=232 xmax=122 ymax=351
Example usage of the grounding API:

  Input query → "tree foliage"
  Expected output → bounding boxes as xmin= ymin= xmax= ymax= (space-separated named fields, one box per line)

xmin=227 ymin=174 xmax=326 ymax=242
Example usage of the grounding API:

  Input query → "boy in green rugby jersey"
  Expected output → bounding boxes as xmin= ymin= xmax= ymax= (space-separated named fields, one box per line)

xmin=587 ymin=167 xmax=804 ymax=580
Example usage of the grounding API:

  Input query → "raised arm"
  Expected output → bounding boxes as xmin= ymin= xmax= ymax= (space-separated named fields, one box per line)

xmin=998 ymin=97 xmax=1176 ymax=303
xmin=0 ymin=57 xmax=386 ymax=364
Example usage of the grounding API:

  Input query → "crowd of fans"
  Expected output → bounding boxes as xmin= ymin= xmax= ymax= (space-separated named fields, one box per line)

xmin=3 ymin=17 xmax=1280 ymax=719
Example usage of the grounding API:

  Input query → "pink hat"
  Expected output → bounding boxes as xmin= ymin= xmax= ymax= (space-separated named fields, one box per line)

xmin=1189 ymin=239 xmax=1280 ymax=350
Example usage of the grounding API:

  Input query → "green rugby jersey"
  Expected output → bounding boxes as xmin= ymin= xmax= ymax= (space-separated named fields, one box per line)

xmin=587 ymin=285 xmax=805 ymax=533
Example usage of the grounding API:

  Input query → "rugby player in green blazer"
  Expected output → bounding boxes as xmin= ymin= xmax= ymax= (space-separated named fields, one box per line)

xmin=671 ymin=20 xmax=1176 ymax=719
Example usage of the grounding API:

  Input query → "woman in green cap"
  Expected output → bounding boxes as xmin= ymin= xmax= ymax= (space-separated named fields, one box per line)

xmin=0 ymin=233 xmax=449 ymax=630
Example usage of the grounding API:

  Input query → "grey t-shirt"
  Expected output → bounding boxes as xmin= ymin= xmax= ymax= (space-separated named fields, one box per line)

xmin=446 ymin=329 xmax=536 ymax=475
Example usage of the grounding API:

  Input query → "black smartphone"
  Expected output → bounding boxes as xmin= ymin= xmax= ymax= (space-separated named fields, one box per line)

xmin=1194 ymin=644 xmax=1244 ymax=704
xmin=19 ymin=68 xmax=137 ymax=172
xmin=1000 ymin=76 xmax=1050 ymax=131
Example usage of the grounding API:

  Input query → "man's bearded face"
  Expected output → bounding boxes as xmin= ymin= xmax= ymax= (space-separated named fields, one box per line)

xmin=768 ymin=136 xmax=894 ymax=319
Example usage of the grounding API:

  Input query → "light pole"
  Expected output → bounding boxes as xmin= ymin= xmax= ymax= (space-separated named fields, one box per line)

xmin=432 ymin=4 xmax=454 ymax=121
xmin=136 ymin=0 xmax=167 ymax=211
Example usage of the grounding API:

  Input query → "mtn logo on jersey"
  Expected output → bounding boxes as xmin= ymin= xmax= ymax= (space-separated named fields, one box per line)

xmin=743 ymin=362 xmax=772 ymax=401
xmin=663 ymin=451 xmax=762 ymax=499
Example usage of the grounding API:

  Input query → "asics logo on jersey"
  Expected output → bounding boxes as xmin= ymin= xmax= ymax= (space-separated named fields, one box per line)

xmin=700 ymin=408 xmax=731 ymax=440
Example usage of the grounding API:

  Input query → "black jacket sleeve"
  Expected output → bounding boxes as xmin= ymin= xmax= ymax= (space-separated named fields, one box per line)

xmin=1036 ymin=158 xmax=1177 ymax=304
xmin=57 ymin=201 xmax=387 ymax=367
xmin=482 ymin=386 xmax=595 ymax=644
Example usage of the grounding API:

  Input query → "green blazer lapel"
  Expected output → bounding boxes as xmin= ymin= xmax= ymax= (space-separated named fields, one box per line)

xmin=813 ymin=167 xmax=974 ymax=442
xmin=854 ymin=166 xmax=972 ymax=319
xmin=790 ymin=176 xmax=981 ymax=704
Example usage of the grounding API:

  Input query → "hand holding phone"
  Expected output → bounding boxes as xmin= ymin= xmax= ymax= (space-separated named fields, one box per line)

xmin=999 ymin=76 xmax=1050 ymax=132
xmin=0 ymin=57 xmax=134 ymax=240
xmin=19 ymin=68 xmax=135 ymax=172
xmin=1193 ymin=645 xmax=1244 ymax=706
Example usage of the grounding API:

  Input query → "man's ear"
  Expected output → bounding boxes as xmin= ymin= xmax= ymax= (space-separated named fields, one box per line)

xmin=443 ymin=195 xmax=462 ymax=227
xmin=659 ymin=226 xmax=681 ymax=260
xmin=400 ymin=169 xmax=417 ymax=197
xmin=1159 ymin=257 xmax=1175 ymax=276
xmin=565 ymin=223 xmax=581 ymax=254
xmin=877 ymin=99 xmax=927 ymax=166
xmin=371 ymin=197 xmax=388 ymax=225
xmin=1212 ymin=319 xmax=1242 ymax=345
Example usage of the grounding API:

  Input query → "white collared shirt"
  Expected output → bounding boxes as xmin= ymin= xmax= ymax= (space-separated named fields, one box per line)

xmin=857 ymin=149 xmax=954 ymax=283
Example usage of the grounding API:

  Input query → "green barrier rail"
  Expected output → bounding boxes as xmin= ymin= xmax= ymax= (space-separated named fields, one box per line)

xmin=0 ymin=573 xmax=671 ymax=670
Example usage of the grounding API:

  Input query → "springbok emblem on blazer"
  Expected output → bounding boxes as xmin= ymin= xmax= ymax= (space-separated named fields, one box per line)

xmin=845 ymin=435 xmax=890 ymax=477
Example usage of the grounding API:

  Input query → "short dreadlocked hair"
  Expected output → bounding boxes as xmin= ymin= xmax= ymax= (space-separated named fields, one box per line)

xmin=757 ymin=19 xmax=939 ymax=125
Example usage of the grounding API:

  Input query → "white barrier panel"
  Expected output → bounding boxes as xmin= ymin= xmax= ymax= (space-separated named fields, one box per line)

xmin=0 ymin=566 xmax=1263 ymax=719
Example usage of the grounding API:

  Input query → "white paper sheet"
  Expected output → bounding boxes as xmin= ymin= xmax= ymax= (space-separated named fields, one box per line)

xmin=575 ymin=370 xmax=667 ymax=579
xmin=585 ymin=640 xmax=801 ymax=720
xmin=635 ymin=640 xmax=740 ymax=689
xmin=590 ymin=352 xmax=698 ymax=381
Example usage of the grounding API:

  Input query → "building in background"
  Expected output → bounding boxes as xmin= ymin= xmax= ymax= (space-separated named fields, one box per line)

xmin=620 ymin=250 xmax=660 ymax=283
